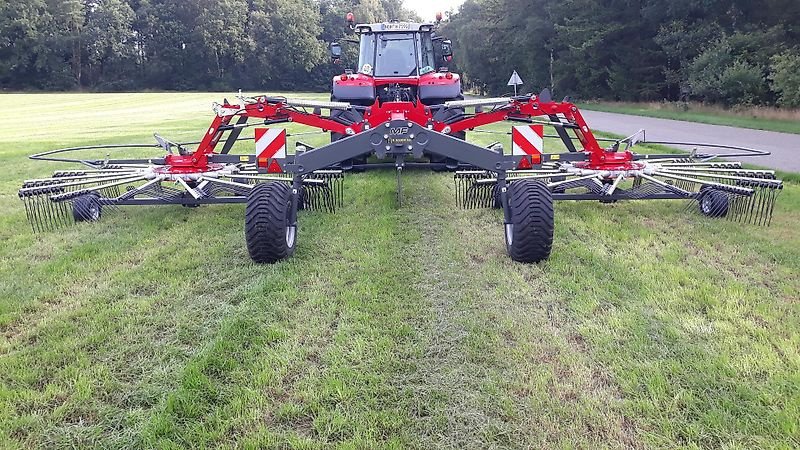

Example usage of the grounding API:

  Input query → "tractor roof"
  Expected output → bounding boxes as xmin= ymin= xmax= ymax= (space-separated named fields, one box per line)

xmin=353 ymin=21 xmax=435 ymax=34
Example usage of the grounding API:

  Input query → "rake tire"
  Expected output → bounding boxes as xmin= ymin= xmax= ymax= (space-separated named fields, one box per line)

xmin=73 ymin=193 xmax=102 ymax=222
xmin=698 ymin=187 xmax=729 ymax=218
xmin=245 ymin=182 xmax=296 ymax=264
xmin=504 ymin=179 xmax=554 ymax=263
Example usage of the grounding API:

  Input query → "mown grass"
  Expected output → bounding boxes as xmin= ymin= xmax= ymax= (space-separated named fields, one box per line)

xmin=0 ymin=93 xmax=798 ymax=448
xmin=582 ymin=101 xmax=800 ymax=135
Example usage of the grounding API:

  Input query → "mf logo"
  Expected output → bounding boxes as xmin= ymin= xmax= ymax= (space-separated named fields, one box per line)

xmin=389 ymin=127 xmax=409 ymax=135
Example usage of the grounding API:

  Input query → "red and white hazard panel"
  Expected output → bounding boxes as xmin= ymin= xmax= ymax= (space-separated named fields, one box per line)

xmin=255 ymin=128 xmax=286 ymax=173
xmin=511 ymin=124 xmax=543 ymax=169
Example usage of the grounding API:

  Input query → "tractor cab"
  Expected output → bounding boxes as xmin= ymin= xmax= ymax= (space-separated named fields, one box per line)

xmin=355 ymin=22 xmax=438 ymax=78
xmin=330 ymin=16 xmax=461 ymax=106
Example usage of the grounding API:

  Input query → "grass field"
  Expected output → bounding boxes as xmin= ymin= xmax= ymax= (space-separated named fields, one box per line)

xmin=581 ymin=101 xmax=800 ymax=135
xmin=1 ymin=93 xmax=799 ymax=449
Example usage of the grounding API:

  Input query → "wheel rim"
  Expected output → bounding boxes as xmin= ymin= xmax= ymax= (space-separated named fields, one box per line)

xmin=504 ymin=223 xmax=514 ymax=246
xmin=284 ymin=199 xmax=295 ymax=248
xmin=89 ymin=205 xmax=99 ymax=221
xmin=700 ymin=194 xmax=712 ymax=214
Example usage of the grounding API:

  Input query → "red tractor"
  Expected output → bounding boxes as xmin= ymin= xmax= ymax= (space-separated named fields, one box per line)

xmin=328 ymin=14 xmax=465 ymax=170
xmin=18 ymin=14 xmax=783 ymax=264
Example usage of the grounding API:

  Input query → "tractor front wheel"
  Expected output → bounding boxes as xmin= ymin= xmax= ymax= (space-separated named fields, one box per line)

xmin=245 ymin=182 xmax=296 ymax=263
xmin=504 ymin=179 xmax=554 ymax=263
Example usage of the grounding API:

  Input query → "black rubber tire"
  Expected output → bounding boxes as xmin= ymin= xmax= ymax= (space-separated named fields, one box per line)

xmin=492 ymin=183 xmax=502 ymax=209
xmin=245 ymin=182 xmax=296 ymax=263
xmin=550 ymin=175 xmax=567 ymax=194
xmin=698 ymin=187 xmax=729 ymax=218
xmin=72 ymin=193 xmax=102 ymax=222
xmin=504 ymin=179 xmax=554 ymax=263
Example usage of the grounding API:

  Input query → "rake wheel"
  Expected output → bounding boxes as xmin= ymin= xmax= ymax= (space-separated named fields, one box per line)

xmin=72 ymin=193 xmax=102 ymax=222
xmin=505 ymin=179 xmax=554 ymax=263
xmin=245 ymin=182 xmax=296 ymax=263
xmin=698 ymin=187 xmax=729 ymax=218
xmin=492 ymin=183 xmax=502 ymax=209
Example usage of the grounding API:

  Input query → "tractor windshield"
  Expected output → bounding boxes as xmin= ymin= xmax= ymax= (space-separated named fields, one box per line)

xmin=358 ymin=32 xmax=436 ymax=77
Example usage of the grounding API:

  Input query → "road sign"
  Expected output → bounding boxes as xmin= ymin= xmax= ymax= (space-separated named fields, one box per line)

xmin=507 ymin=70 xmax=524 ymax=95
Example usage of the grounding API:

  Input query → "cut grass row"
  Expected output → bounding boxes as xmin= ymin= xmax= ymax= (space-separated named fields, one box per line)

xmin=0 ymin=93 xmax=798 ymax=448
xmin=582 ymin=101 xmax=800 ymax=135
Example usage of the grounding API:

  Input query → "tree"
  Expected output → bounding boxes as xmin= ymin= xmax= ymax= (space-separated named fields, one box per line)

xmin=770 ymin=50 xmax=800 ymax=107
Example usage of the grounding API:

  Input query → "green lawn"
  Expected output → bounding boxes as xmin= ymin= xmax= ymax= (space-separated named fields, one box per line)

xmin=582 ymin=101 xmax=800 ymax=135
xmin=1 ymin=93 xmax=798 ymax=448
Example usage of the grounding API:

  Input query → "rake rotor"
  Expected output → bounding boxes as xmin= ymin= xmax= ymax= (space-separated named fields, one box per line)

xmin=18 ymin=141 xmax=344 ymax=233
xmin=455 ymin=153 xmax=783 ymax=226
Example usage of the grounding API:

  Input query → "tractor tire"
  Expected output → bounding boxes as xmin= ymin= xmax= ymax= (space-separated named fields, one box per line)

xmin=504 ymin=179 xmax=554 ymax=263
xmin=245 ymin=182 xmax=296 ymax=263
xmin=73 ymin=193 xmax=102 ymax=222
xmin=698 ymin=187 xmax=728 ymax=218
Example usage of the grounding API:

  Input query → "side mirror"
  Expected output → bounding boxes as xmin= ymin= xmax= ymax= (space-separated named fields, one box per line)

xmin=329 ymin=42 xmax=342 ymax=63
xmin=441 ymin=39 xmax=453 ymax=60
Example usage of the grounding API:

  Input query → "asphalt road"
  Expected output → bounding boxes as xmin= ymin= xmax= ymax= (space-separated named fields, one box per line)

xmin=580 ymin=110 xmax=800 ymax=173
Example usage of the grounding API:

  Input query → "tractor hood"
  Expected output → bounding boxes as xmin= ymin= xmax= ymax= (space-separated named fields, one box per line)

xmin=332 ymin=72 xmax=461 ymax=105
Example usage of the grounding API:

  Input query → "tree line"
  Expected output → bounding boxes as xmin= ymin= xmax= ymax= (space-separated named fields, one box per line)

xmin=444 ymin=0 xmax=800 ymax=107
xmin=2 ymin=0 xmax=800 ymax=108
xmin=0 ymin=0 xmax=414 ymax=91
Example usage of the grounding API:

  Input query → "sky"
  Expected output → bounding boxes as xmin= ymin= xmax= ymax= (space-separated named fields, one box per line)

xmin=402 ymin=0 xmax=466 ymax=22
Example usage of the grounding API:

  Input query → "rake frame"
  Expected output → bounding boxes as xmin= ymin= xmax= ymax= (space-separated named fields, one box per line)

xmin=19 ymin=92 xmax=784 ymax=262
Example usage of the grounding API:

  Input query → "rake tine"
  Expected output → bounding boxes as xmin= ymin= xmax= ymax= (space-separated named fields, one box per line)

xmin=737 ymin=183 xmax=755 ymax=225
xmin=38 ymin=192 xmax=56 ymax=231
xmin=766 ymin=186 xmax=781 ymax=226
xmin=21 ymin=195 xmax=35 ymax=233
xmin=51 ymin=197 xmax=65 ymax=229
xmin=454 ymin=174 xmax=462 ymax=207
xmin=325 ymin=183 xmax=335 ymax=213
xmin=755 ymin=185 xmax=768 ymax=226
xmin=750 ymin=187 xmax=762 ymax=226
xmin=729 ymin=193 xmax=741 ymax=223
xmin=33 ymin=194 xmax=50 ymax=232
xmin=757 ymin=190 xmax=768 ymax=225
xmin=25 ymin=195 xmax=40 ymax=233
xmin=308 ymin=184 xmax=318 ymax=211
xmin=314 ymin=184 xmax=322 ymax=211
xmin=28 ymin=195 xmax=43 ymax=233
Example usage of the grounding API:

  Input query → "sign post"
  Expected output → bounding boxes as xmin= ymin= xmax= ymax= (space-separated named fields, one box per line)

xmin=507 ymin=70 xmax=524 ymax=96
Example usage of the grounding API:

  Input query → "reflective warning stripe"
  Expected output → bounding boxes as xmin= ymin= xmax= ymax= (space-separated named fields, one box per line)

xmin=255 ymin=128 xmax=286 ymax=173
xmin=512 ymin=125 xmax=544 ymax=156
xmin=512 ymin=125 xmax=543 ymax=169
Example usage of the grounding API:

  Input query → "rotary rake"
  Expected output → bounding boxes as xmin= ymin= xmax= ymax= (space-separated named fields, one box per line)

xmin=17 ymin=16 xmax=784 ymax=264
xmin=18 ymin=90 xmax=783 ymax=265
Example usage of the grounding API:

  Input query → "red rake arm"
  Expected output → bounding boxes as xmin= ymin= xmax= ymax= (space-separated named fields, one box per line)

xmin=191 ymin=95 xmax=612 ymax=168
xmin=195 ymin=98 xmax=359 ymax=156
xmin=441 ymin=98 xmax=606 ymax=156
